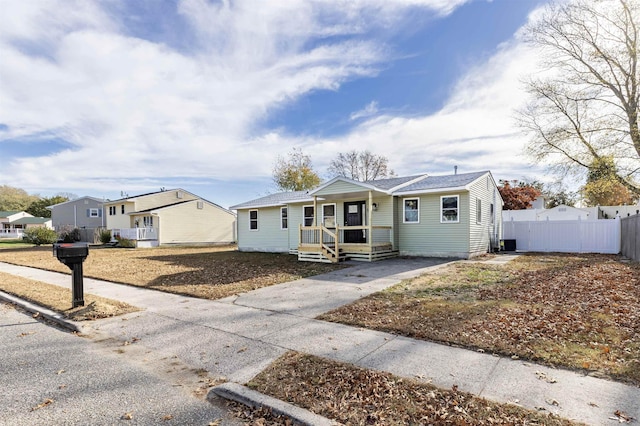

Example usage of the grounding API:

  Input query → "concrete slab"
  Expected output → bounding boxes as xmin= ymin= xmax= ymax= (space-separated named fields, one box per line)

xmin=358 ymin=336 xmax=501 ymax=395
xmin=154 ymin=300 xmax=308 ymax=339
xmin=92 ymin=312 xmax=286 ymax=383
xmin=480 ymin=357 xmax=640 ymax=425
xmin=261 ymin=318 xmax=395 ymax=364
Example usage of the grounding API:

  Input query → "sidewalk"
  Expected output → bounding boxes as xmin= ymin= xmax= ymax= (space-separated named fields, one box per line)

xmin=1 ymin=258 xmax=638 ymax=425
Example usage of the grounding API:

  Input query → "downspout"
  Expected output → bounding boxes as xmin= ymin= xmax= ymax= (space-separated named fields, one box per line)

xmin=368 ymin=191 xmax=373 ymax=251
xmin=74 ymin=205 xmax=77 ymax=228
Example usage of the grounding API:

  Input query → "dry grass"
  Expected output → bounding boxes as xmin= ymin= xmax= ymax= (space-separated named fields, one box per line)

xmin=319 ymin=254 xmax=640 ymax=385
xmin=0 ymin=245 xmax=345 ymax=300
xmin=245 ymin=352 xmax=579 ymax=426
xmin=0 ymin=271 xmax=139 ymax=320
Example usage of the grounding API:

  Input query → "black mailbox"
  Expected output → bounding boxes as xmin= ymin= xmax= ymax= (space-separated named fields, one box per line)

xmin=53 ymin=243 xmax=89 ymax=308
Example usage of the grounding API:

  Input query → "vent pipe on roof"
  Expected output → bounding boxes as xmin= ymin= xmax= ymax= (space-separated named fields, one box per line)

xmin=454 ymin=165 xmax=458 ymax=175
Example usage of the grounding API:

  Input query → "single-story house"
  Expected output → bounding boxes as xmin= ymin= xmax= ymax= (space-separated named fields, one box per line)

xmin=103 ymin=188 xmax=236 ymax=247
xmin=230 ymin=171 xmax=503 ymax=262
xmin=47 ymin=196 xmax=105 ymax=230
xmin=0 ymin=211 xmax=52 ymax=238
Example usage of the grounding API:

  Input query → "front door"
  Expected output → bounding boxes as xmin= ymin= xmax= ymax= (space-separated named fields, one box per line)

xmin=344 ymin=201 xmax=365 ymax=243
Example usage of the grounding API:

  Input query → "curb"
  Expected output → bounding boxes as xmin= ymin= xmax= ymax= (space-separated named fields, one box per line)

xmin=209 ymin=382 xmax=339 ymax=426
xmin=0 ymin=290 xmax=84 ymax=333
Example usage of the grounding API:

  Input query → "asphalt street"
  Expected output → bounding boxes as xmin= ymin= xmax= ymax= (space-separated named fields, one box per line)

xmin=0 ymin=303 xmax=242 ymax=426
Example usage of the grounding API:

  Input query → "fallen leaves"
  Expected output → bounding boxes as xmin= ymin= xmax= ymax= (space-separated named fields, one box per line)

xmin=31 ymin=398 xmax=53 ymax=411
xmin=535 ymin=371 xmax=558 ymax=384
xmin=245 ymin=352 xmax=575 ymax=425
xmin=121 ymin=412 xmax=133 ymax=420
xmin=320 ymin=254 xmax=640 ymax=385
xmin=612 ymin=410 xmax=633 ymax=423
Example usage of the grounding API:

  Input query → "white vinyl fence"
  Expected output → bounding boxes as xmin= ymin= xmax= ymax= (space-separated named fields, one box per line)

xmin=503 ymin=217 xmax=621 ymax=254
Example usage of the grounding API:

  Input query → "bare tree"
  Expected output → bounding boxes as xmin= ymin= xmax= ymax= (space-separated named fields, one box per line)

xmin=328 ymin=150 xmax=395 ymax=181
xmin=518 ymin=0 xmax=640 ymax=196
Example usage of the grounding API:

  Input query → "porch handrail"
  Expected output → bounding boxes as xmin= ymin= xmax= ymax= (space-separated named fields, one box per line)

xmin=299 ymin=225 xmax=392 ymax=245
xmin=321 ymin=225 xmax=338 ymax=258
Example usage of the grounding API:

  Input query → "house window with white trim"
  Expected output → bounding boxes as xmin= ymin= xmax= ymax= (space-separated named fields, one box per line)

xmin=281 ymin=207 xmax=288 ymax=230
xmin=143 ymin=216 xmax=153 ymax=227
xmin=109 ymin=206 xmax=116 ymax=216
xmin=89 ymin=208 xmax=99 ymax=217
xmin=403 ymin=198 xmax=419 ymax=223
xmin=322 ymin=204 xmax=336 ymax=228
xmin=476 ymin=198 xmax=482 ymax=224
xmin=303 ymin=206 xmax=314 ymax=226
xmin=121 ymin=205 xmax=125 ymax=214
xmin=441 ymin=195 xmax=459 ymax=223
xmin=249 ymin=210 xmax=258 ymax=230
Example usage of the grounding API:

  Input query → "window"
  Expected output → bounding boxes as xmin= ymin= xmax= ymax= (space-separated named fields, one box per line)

xmin=89 ymin=208 xmax=99 ymax=218
xmin=476 ymin=198 xmax=482 ymax=224
xmin=249 ymin=209 xmax=258 ymax=230
xmin=109 ymin=206 xmax=116 ymax=216
xmin=403 ymin=198 xmax=419 ymax=223
xmin=322 ymin=204 xmax=336 ymax=228
xmin=142 ymin=216 xmax=153 ymax=227
xmin=441 ymin=195 xmax=459 ymax=223
xmin=197 ymin=200 xmax=204 ymax=209
xmin=281 ymin=207 xmax=288 ymax=230
xmin=121 ymin=205 xmax=125 ymax=214
xmin=303 ymin=206 xmax=314 ymax=226
xmin=490 ymin=203 xmax=494 ymax=224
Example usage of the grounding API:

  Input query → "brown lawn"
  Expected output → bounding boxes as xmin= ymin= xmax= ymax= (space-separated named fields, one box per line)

xmin=319 ymin=253 xmax=640 ymax=386
xmin=0 ymin=245 xmax=345 ymax=300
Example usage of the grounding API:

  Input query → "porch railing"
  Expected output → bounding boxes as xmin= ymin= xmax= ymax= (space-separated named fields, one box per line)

xmin=299 ymin=225 xmax=392 ymax=247
xmin=112 ymin=227 xmax=156 ymax=241
xmin=0 ymin=229 xmax=24 ymax=239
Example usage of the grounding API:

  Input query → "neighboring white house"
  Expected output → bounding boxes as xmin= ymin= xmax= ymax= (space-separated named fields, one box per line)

xmin=103 ymin=189 xmax=236 ymax=247
xmin=230 ymin=171 xmax=503 ymax=262
xmin=0 ymin=211 xmax=52 ymax=238
xmin=504 ymin=203 xmax=640 ymax=222
xmin=536 ymin=204 xmax=591 ymax=221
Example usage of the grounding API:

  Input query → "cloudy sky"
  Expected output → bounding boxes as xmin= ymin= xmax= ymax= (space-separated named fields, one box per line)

xmin=0 ymin=0 xmax=551 ymax=208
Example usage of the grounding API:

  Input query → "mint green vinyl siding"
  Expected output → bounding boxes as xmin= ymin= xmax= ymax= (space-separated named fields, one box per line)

xmin=397 ymin=193 xmax=470 ymax=257
xmin=237 ymin=207 xmax=289 ymax=252
xmin=468 ymin=174 xmax=502 ymax=255
xmin=314 ymin=180 xmax=372 ymax=197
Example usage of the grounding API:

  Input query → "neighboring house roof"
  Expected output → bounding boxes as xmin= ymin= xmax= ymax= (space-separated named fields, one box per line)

xmin=104 ymin=188 xmax=232 ymax=214
xmin=0 ymin=211 xmax=23 ymax=218
xmin=131 ymin=200 xmax=195 ymax=214
xmin=46 ymin=196 xmax=104 ymax=209
xmin=231 ymin=170 xmax=498 ymax=210
xmin=12 ymin=217 xmax=51 ymax=225
xmin=104 ymin=188 xmax=188 ymax=204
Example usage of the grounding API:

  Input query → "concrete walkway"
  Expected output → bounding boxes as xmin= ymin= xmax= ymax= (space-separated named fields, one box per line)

xmin=1 ymin=257 xmax=638 ymax=425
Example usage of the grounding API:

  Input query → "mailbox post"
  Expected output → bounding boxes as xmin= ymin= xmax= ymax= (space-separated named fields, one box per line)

xmin=53 ymin=243 xmax=89 ymax=308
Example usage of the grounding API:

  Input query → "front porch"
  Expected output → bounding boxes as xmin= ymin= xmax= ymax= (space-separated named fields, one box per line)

xmin=111 ymin=227 xmax=159 ymax=247
xmin=297 ymin=225 xmax=397 ymax=263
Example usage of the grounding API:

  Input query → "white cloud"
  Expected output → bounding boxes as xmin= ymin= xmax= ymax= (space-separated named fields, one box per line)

xmin=0 ymin=0 xmax=543 ymax=206
xmin=350 ymin=101 xmax=379 ymax=121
